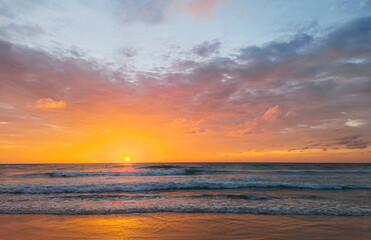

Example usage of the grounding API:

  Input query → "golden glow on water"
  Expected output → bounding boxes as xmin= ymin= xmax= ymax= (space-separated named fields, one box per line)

xmin=0 ymin=214 xmax=370 ymax=240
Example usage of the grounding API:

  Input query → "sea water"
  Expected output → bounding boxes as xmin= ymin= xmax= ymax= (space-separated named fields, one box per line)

xmin=0 ymin=163 xmax=370 ymax=215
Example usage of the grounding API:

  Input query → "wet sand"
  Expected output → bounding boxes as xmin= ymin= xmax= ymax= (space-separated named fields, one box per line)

xmin=0 ymin=214 xmax=370 ymax=240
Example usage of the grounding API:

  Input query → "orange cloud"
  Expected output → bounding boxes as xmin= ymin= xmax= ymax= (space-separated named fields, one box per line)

xmin=33 ymin=98 xmax=67 ymax=109
xmin=261 ymin=105 xmax=280 ymax=121
xmin=170 ymin=118 xmax=207 ymax=134
xmin=170 ymin=118 xmax=202 ymax=128
xmin=258 ymin=105 xmax=292 ymax=122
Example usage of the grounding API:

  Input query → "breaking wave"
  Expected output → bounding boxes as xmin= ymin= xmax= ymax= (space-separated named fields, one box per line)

xmin=1 ymin=181 xmax=370 ymax=194
xmin=1 ymin=204 xmax=370 ymax=216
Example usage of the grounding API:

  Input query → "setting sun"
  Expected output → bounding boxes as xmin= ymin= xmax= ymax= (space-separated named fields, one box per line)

xmin=120 ymin=156 xmax=131 ymax=162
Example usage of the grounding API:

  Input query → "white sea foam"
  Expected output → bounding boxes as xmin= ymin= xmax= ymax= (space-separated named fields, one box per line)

xmin=1 ymin=163 xmax=370 ymax=216
xmin=1 ymin=181 xmax=370 ymax=194
xmin=0 ymin=198 xmax=370 ymax=216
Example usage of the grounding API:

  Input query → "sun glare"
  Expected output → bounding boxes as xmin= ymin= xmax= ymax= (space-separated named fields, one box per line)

xmin=120 ymin=156 xmax=131 ymax=162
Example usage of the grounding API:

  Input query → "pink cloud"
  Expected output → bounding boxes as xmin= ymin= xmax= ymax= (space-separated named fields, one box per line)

xmin=259 ymin=105 xmax=292 ymax=122
xmin=188 ymin=0 xmax=229 ymax=21
xmin=170 ymin=118 xmax=202 ymax=128
xmin=231 ymin=105 xmax=292 ymax=136
xmin=261 ymin=105 xmax=280 ymax=121
xmin=168 ymin=0 xmax=229 ymax=22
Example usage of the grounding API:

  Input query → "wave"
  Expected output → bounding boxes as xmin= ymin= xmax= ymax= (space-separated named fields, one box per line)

xmin=186 ymin=169 xmax=371 ymax=175
xmin=141 ymin=165 xmax=186 ymax=169
xmin=3 ymin=193 xmax=278 ymax=201
xmin=6 ymin=167 xmax=371 ymax=179
xmin=15 ymin=169 xmax=187 ymax=178
xmin=1 ymin=181 xmax=370 ymax=194
xmin=0 ymin=205 xmax=369 ymax=216
xmin=12 ymin=168 xmax=253 ymax=178
xmin=259 ymin=170 xmax=371 ymax=175
xmin=195 ymin=194 xmax=276 ymax=200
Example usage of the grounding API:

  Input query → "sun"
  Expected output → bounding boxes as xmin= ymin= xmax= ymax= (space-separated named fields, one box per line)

xmin=121 ymin=156 xmax=131 ymax=162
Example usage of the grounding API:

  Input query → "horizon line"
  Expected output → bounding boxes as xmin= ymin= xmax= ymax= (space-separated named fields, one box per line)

xmin=0 ymin=161 xmax=370 ymax=164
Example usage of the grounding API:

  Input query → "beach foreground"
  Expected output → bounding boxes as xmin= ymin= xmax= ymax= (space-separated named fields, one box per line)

xmin=1 ymin=163 xmax=370 ymax=239
xmin=1 ymin=214 xmax=370 ymax=240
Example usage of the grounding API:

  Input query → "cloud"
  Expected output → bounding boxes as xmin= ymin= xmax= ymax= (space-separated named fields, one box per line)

xmin=288 ymin=146 xmax=309 ymax=152
xmin=113 ymin=0 xmax=172 ymax=24
xmin=0 ymin=23 xmax=44 ymax=39
xmin=344 ymin=119 xmax=367 ymax=127
xmin=288 ymin=134 xmax=370 ymax=152
xmin=259 ymin=105 xmax=291 ymax=121
xmin=238 ymin=33 xmax=313 ymax=63
xmin=232 ymin=105 xmax=292 ymax=135
xmin=192 ymin=41 xmax=221 ymax=57
xmin=331 ymin=134 xmax=370 ymax=149
xmin=32 ymin=98 xmax=67 ymax=109
xmin=184 ymin=128 xmax=206 ymax=134
xmin=324 ymin=16 xmax=371 ymax=51
xmin=333 ymin=134 xmax=361 ymax=141
xmin=0 ymin=0 xmax=44 ymax=20
xmin=120 ymin=47 xmax=138 ymax=58
xmin=115 ymin=0 xmax=230 ymax=24
xmin=170 ymin=118 xmax=202 ymax=128
xmin=186 ymin=0 xmax=229 ymax=21
xmin=170 ymin=118 xmax=207 ymax=134
xmin=0 ymin=16 xmax=370 ymax=156
xmin=309 ymin=119 xmax=343 ymax=130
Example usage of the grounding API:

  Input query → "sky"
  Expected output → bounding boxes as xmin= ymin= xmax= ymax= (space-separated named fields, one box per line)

xmin=0 ymin=0 xmax=370 ymax=163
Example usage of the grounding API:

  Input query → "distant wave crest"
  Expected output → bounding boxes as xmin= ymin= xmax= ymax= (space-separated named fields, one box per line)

xmin=15 ymin=169 xmax=187 ymax=178
xmin=1 ymin=181 xmax=370 ymax=194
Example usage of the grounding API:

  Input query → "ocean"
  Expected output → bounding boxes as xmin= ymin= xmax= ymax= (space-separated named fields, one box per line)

xmin=0 ymin=163 xmax=370 ymax=216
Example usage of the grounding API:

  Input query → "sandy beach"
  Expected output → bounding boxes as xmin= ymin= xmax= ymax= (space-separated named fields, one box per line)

xmin=1 ymin=214 xmax=370 ymax=240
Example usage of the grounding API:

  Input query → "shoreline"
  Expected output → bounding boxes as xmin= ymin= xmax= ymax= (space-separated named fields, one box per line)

xmin=1 ymin=213 xmax=370 ymax=240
